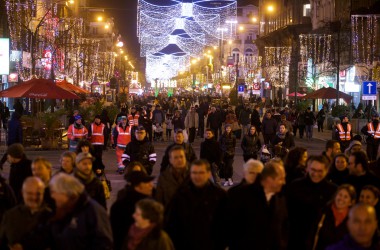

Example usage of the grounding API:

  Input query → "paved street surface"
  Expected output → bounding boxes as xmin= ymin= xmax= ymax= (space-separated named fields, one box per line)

xmin=0 ymin=127 xmax=335 ymax=210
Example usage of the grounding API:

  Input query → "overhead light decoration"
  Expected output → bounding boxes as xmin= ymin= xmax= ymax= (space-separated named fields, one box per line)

xmin=137 ymin=0 xmax=237 ymax=83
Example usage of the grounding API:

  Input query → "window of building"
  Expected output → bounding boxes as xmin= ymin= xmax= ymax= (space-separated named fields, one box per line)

xmin=303 ymin=4 xmax=311 ymax=17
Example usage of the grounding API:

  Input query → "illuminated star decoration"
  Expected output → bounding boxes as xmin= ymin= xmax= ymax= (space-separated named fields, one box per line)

xmin=137 ymin=0 xmax=237 ymax=83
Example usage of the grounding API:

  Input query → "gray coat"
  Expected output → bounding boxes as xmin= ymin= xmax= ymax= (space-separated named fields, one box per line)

xmin=185 ymin=111 xmax=199 ymax=129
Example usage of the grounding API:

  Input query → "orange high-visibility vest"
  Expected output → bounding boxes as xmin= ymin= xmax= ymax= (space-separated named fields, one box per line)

xmin=67 ymin=124 xmax=88 ymax=140
xmin=336 ymin=124 xmax=351 ymax=141
xmin=90 ymin=123 xmax=105 ymax=145
xmin=116 ymin=125 xmax=131 ymax=147
xmin=128 ymin=114 xmax=139 ymax=127
xmin=367 ymin=122 xmax=380 ymax=139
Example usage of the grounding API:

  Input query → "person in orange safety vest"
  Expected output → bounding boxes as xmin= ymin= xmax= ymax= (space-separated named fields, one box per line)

xmin=88 ymin=115 xmax=105 ymax=163
xmin=361 ymin=112 xmax=380 ymax=161
xmin=67 ymin=115 xmax=88 ymax=152
xmin=335 ymin=115 xmax=353 ymax=153
xmin=112 ymin=116 xmax=131 ymax=174
xmin=128 ymin=106 xmax=139 ymax=142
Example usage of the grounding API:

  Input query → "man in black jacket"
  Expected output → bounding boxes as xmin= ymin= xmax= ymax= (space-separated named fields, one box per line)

xmin=228 ymin=160 xmax=287 ymax=250
xmin=6 ymin=143 xmax=32 ymax=203
xmin=122 ymin=126 xmax=156 ymax=175
xmin=262 ymin=111 xmax=277 ymax=145
xmin=160 ymin=129 xmax=196 ymax=173
xmin=345 ymin=151 xmax=380 ymax=193
xmin=110 ymin=171 xmax=154 ymax=250
xmin=287 ymin=155 xmax=337 ymax=250
xmin=74 ymin=152 xmax=106 ymax=209
xmin=251 ymin=105 xmax=262 ymax=134
xmin=0 ymin=177 xmax=52 ymax=250
xmin=207 ymin=107 xmax=222 ymax=141
xmin=165 ymin=159 xmax=227 ymax=250
xmin=200 ymin=129 xmax=222 ymax=184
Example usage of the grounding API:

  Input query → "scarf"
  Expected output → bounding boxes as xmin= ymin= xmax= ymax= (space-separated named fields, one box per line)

xmin=277 ymin=132 xmax=286 ymax=140
xmin=331 ymin=203 xmax=349 ymax=227
xmin=127 ymin=223 xmax=155 ymax=250
xmin=75 ymin=170 xmax=95 ymax=184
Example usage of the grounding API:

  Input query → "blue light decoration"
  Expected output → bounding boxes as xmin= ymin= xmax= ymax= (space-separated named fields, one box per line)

xmin=137 ymin=0 xmax=237 ymax=83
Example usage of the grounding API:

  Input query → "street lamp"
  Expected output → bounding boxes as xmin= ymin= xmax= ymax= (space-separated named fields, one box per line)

xmin=97 ymin=16 xmax=103 ymax=22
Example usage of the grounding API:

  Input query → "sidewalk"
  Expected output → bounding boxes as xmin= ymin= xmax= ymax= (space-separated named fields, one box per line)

xmin=312 ymin=127 xmax=333 ymax=142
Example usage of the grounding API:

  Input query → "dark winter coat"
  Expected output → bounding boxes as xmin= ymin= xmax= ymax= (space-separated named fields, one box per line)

xmin=156 ymin=167 xmax=189 ymax=207
xmin=326 ymin=234 xmax=380 ymax=250
xmin=7 ymin=113 xmax=23 ymax=146
xmin=262 ymin=117 xmax=277 ymax=135
xmin=160 ymin=143 xmax=196 ymax=172
xmin=285 ymin=165 xmax=306 ymax=185
xmin=172 ymin=116 xmax=185 ymax=131
xmin=9 ymin=155 xmax=32 ymax=203
xmin=251 ymin=109 xmax=262 ymax=132
xmin=0 ymin=176 xmax=16 ymax=223
xmin=273 ymin=132 xmax=295 ymax=150
xmin=287 ymin=175 xmax=337 ymax=250
xmin=200 ymin=138 xmax=222 ymax=166
xmin=317 ymin=110 xmax=326 ymax=123
xmin=343 ymin=171 xmax=380 ymax=194
xmin=123 ymin=227 xmax=174 ymax=250
xmin=304 ymin=111 xmax=316 ymax=125
xmin=327 ymin=168 xmax=350 ymax=186
xmin=110 ymin=187 xmax=150 ymax=250
xmin=207 ymin=111 xmax=222 ymax=129
xmin=219 ymin=132 xmax=236 ymax=157
xmin=74 ymin=171 xmax=107 ymax=209
xmin=228 ymin=183 xmax=288 ymax=250
xmin=238 ymin=108 xmax=251 ymax=125
xmin=165 ymin=181 xmax=227 ymax=250
xmin=241 ymin=133 xmax=261 ymax=157
xmin=123 ymin=138 xmax=156 ymax=175
xmin=0 ymin=204 xmax=52 ymax=250
xmin=50 ymin=192 xmax=113 ymax=250
xmin=310 ymin=204 xmax=349 ymax=250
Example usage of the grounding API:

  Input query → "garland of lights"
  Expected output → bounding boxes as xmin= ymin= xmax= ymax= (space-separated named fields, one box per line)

xmin=138 ymin=0 xmax=237 ymax=82
xmin=351 ymin=15 xmax=380 ymax=66
xmin=264 ymin=47 xmax=291 ymax=88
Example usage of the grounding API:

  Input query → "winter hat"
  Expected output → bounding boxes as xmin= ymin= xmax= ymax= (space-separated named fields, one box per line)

xmin=76 ymin=152 xmax=94 ymax=164
xmin=7 ymin=143 xmax=24 ymax=159
xmin=74 ymin=115 xmax=82 ymax=121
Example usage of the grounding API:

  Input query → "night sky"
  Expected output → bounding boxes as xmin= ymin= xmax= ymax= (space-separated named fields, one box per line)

xmin=108 ymin=0 xmax=257 ymax=69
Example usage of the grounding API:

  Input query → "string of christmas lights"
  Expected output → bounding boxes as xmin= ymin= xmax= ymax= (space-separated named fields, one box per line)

xmin=138 ymin=0 xmax=237 ymax=82
xmin=264 ymin=47 xmax=291 ymax=88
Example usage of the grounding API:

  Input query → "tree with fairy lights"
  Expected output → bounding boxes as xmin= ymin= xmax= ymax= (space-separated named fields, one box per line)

xmin=299 ymin=34 xmax=336 ymax=91
xmin=351 ymin=15 xmax=380 ymax=83
xmin=264 ymin=47 xmax=291 ymax=105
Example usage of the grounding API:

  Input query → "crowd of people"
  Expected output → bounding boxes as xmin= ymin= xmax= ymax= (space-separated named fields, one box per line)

xmin=0 ymin=95 xmax=379 ymax=250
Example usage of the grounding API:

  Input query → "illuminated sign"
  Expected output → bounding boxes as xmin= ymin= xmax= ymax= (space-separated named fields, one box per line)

xmin=0 ymin=39 xmax=10 ymax=75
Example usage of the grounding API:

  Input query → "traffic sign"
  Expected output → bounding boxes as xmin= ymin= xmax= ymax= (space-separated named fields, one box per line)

xmin=362 ymin=95 xmax=377 ymax=100
xmin=362 ymin=81 xmax=377 ymax=95
xmin=238 ymin=85 xmax=244 ymax=93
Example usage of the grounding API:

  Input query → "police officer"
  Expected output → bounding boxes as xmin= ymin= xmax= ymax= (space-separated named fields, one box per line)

xmin=122 ymin=126 xmax=156 ymax=175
